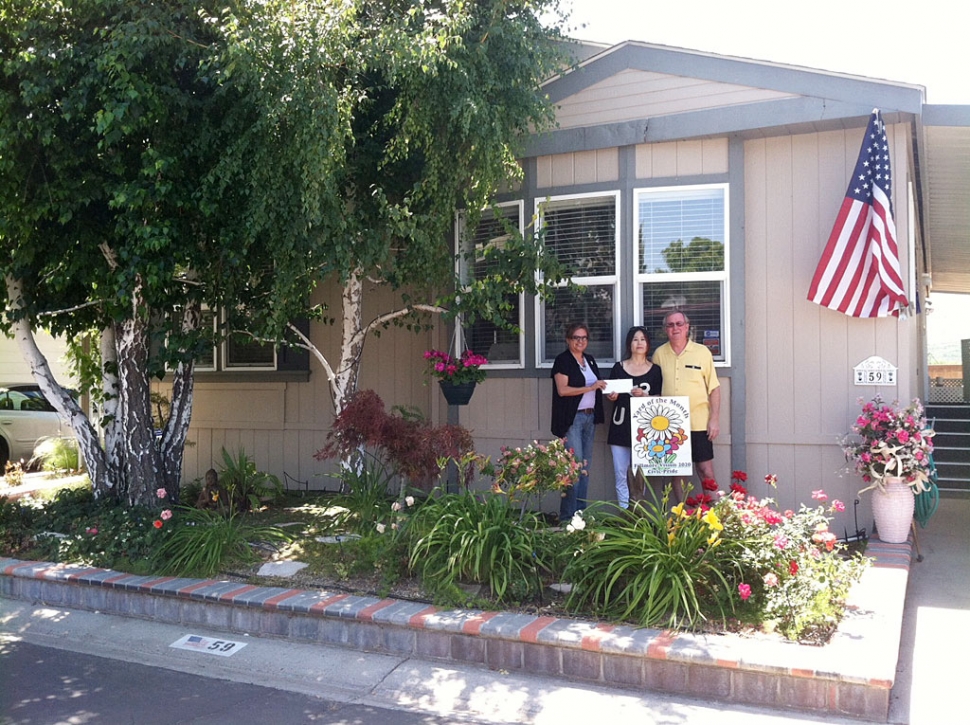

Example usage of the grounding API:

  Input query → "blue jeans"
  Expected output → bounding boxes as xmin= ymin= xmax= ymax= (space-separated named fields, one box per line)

xmin=610 ymin=444 xmax=632 ymax=509
xmin=560 ymin=411 xmax=595 ymax=520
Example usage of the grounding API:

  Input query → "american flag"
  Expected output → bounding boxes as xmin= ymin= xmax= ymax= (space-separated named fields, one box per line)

xmin=807 ymin=110 xmax=909 ymax=317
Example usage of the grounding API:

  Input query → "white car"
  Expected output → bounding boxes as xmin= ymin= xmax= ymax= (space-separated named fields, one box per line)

xmin=0 ymin=384 xmax=74 ymax=468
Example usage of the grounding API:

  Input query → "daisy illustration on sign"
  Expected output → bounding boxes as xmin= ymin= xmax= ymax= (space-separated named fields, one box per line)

xmin=630 ymin=396 xmax=693 ymax=476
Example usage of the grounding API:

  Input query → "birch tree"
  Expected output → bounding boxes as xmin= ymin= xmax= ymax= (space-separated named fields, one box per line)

xmin=0 ymin=0 xmax=573 ymax=504
xmin=0 ymin=0 xmax=347 ymax=504
xmin=209 ymin=0 xmax=574 ymax=414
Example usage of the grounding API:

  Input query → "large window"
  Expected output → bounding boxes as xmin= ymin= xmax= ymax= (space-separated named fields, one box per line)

xmin=457 ymin=202 xmax=525 ymax=367
xmin=536 ymin=193 xmax=619 ymax=364
xmin=635 ymin=185 xmax=729 ymax=362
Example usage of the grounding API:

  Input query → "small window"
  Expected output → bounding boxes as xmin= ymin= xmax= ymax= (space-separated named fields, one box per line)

xmin=457 ymin=202 xmax=525 ymax=367
xmin=635 ymin=184 xmax=729 ymax=363
xmin=225 ymin=334 xmax=276 ymax=369
xmin=537 ymin=193 xmax=619 ymax=364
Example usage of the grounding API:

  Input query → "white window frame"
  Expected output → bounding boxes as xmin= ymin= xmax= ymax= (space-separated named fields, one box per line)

xmin=633 ymin=183 xmax=730 ymax=366
xmin=534 ymin=191 xmax=621 ymax=367
xmin=456 ymin=200 xmax=526 ymax=370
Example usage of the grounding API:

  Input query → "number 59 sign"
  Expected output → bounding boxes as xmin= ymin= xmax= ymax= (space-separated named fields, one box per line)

xmin=853 ymin=356 xmax=897 ymax=386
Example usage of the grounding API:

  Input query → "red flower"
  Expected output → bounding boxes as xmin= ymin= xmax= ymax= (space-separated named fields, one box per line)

xmin=730 ymin=482 xmax=748 ymax=496
xmin=701 ymin=478 xmax=718 ymax=492
xmin=788 ymin=560 xmax=799 ymax=576
xmin=731 ymin=470 xmax=748 ymax=482
xmin=738 ymin=583 xmax=751 ymax=601
xmin=153 ymin=520 xmax=163 ymax=529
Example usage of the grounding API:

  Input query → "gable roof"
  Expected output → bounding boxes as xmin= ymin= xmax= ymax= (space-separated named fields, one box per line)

xmin=528 ymin=41 xmax=968 ymax=295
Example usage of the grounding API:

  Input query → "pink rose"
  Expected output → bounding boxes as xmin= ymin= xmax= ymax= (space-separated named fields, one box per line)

xmin=156 ymin=488 xmax=167 ymax=499
xmin=738 ymin=583 xmax=751 ymax=601
xmin=811 ymin=489 xmax=828 ymax=502
xmin=160 ymin=509 xmax=173 ymax=520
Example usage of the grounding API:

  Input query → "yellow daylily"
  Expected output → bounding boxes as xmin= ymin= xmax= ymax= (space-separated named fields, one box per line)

xmin=671 ymin=502 xmax=686 ymax=518
xmin=702 ymin=509 xmax=723 ymax=531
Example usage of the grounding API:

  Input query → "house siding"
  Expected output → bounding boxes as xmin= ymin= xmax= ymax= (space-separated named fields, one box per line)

xmin=171 ymin=43 xmax=927 ymax=543
xmin=172 ymin=282 xmax=443 ymax=486
xmin=743 ymin=122 xmax=919 ymax=524
xmin=0 ymin=333 xmax=73 ymax=386
xmin=553 ymin=69 xmax=795 ymax=130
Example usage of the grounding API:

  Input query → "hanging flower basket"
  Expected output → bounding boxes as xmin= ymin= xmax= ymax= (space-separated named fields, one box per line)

xmin=424 ymin=349 xmax=487 ymax=406
xmin=439 ymin=380 xmax=477 ymax=406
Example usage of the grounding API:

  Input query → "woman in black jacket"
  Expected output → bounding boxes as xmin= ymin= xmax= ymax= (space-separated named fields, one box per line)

xmin=551 ymin=323 xmax=607 ymax=521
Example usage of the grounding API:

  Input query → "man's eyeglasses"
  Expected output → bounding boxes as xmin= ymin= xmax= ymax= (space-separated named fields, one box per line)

xmin=570 ymin=335 xmax=588 ymax=341
xmin=664 ymin=322 xmax=687 ymax=329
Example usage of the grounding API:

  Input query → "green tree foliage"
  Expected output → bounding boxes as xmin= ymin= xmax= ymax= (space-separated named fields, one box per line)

xmin=659 ymin=237 xmax=725 ymax=273
xmin=0 ymin=0 xmax=573 ymax=503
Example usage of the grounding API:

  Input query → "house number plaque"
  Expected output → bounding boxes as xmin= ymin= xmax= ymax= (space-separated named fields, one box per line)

xmin=853 ymin=356 xmax=897 ymax=386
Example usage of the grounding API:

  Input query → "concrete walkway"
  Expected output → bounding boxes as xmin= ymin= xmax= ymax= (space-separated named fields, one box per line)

xmin=888 ymin=494 xmax=969 ymax=724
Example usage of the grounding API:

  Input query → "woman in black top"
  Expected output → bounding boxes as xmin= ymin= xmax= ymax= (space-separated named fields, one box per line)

xmin=551 ymin=323 xmax=607 ymax=521
xmin=606 ymin=326 xmax=662 ymax=508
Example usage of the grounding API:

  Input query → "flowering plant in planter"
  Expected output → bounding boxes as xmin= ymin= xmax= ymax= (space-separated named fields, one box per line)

xmin=843 ymin=396 xmax=935 ymax=494
xmin=423 ymin=349 xmax=488 ymax=385
xmin=491 ymin=438 xmax=581 ymax=501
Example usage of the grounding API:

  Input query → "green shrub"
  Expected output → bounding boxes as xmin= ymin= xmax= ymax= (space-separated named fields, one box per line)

xmin=218 ymin=448 xmax=284 ymax=511
xmin=716 ymin=477 xmax=869 ymax=642
xmin=563 ymin=491 xmax=740 ymax=629
xmin=405 ymin=490 xmax=547 ymax=604
xmin=151 ymin=507 xmax=292 ymax=577
xmin=30 ymin=436 xmax=83 ymax=474
xmin=328 ymin=455 xmax=395 ymax=534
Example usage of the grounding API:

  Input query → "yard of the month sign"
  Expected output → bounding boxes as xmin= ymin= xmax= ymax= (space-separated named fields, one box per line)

xmin=853 ymin=356 xmax=898 ymax=386
xmin=170 ymin=634 xmax=247 ymax=657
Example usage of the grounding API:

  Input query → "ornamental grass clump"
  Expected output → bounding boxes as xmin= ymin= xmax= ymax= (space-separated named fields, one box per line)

xmin=563 ymin=490 xmax=742 ymax=630
xmin=404 ymin=489 xmax=549 ymax=605
xmin=843 ymin=395 xmax=935 ymax=494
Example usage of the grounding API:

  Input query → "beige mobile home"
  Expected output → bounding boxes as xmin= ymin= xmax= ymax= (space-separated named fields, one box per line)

xmin=178 ymin=41 xmax=970 ymax=534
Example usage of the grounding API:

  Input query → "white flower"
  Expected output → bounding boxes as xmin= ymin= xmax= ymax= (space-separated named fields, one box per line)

xmin=375 ymin=523 xmax=386 ymax=534
xmin=405 ymin=496 xmax=415 ymax=507
xmin=391 ymin=501 xmax=402 ymax=512
xmin=568 ymin=513 xmax=586 ymax=532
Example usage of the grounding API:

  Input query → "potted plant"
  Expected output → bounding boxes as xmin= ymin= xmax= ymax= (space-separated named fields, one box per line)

xmin=424 ymin=349 xmax=488 ymax=405
xmin=843 ymin=396 xmax=935 ymax=543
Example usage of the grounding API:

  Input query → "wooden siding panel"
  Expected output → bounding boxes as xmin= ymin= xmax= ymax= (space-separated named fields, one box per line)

xmin=536 ymin=149 xmax=619 ymax=189
xmin=554 ymin=70 xmax=795 ymax=130
xmin=650 ymin=142 xmax=678 ymax=178
xmin=744 ymin=138 xmax=770 ymax=445
xmin=635 ymin=138 xmax=728 ymax=179
xmin=701 ymin=139 xmax=729 ymax=175
xmin=763 ymin=135 xmax=795 ymax=440
xmin=790 ymin=133 xmax=824 ymax=440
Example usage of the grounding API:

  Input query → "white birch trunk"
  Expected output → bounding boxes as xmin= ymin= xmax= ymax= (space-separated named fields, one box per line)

xmin=5 ymin=276 xmax=109 ymax=493
xmin=5 ymin=275 xmax=197 ymax=506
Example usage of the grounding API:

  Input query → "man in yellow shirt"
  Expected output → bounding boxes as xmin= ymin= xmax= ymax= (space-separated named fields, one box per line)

xmin=651 ymin=309 xmax=721 ymax=498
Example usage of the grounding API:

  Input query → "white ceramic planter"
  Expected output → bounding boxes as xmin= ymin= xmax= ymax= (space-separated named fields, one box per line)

xmin=871 ymin=476 xmax=914 ymax=544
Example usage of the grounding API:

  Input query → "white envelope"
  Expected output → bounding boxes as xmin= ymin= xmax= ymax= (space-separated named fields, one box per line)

xmin=603 ymin=379 xmax=634 ymax=395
